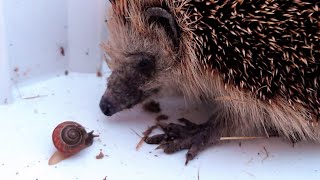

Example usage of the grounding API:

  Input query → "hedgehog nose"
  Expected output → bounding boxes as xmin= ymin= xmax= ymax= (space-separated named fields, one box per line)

xmin=99 ymin=98 xmax=116 ymax=116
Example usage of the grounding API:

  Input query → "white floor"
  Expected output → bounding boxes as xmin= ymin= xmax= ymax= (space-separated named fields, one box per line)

xmin=1 ymin=72 xmax=320 ymax=180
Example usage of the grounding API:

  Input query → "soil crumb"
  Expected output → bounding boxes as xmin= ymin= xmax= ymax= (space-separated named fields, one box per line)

xmin=96 ymin=149 xmax=105 ymax=159
xmin=96 ymin=71 xmax=102 ymax=77
xmin=60 ymin=47 xmax=65 ymax=56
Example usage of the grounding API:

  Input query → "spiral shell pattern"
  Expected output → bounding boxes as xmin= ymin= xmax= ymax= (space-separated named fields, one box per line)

xmin=52 ymin=121 xmax=88 ymax=154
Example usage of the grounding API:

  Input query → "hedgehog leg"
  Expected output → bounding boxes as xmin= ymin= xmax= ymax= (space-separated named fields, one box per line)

xmin=145 ymin=117 xmax=221 ymax=165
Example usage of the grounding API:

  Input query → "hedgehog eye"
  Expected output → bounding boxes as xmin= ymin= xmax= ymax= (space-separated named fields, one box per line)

xmin=136 ymin=56 xmax=155 ymax=76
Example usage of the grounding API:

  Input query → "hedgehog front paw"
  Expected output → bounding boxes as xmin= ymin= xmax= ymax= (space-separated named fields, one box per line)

xmin=145 ymin=118 xmax=220 ymax=165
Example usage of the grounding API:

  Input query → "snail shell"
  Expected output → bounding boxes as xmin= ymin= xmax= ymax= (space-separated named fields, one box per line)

xmin=52 ymin=121 xmax=98 ymax=154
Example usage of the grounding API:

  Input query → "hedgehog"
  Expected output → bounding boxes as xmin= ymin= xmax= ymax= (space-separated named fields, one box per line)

xmin=99 ymin=0 xmax=320 ymax=164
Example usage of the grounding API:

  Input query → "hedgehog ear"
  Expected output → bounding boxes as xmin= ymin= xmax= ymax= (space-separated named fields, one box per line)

xmin=146 ymin=7 xmax=180 ymax=46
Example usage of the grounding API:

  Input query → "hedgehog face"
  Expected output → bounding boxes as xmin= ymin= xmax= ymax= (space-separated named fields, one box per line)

xmin=100 ymin=53 xmax=158 ymax=116
xmin=100 ymin=5 xmax=179 ymax=116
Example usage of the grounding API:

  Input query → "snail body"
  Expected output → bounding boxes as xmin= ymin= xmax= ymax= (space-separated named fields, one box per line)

xmin=52 ymin=121 xmax=98 ymax=154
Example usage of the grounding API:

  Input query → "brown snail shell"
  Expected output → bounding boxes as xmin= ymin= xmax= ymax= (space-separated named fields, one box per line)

xmin=52 ymin=121 xmax=98 ymax=154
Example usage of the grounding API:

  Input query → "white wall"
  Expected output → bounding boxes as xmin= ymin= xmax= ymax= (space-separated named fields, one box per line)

xmin=0 ymin=0 xmax=109 ymax=104
xmin=3 ymin=0 xmax=69 ymax=84
xmin=67 ymin=0 xmax=108 ymax=73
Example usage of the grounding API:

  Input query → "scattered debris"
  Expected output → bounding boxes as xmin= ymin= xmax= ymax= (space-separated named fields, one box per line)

xmin=142 ymin=100 xmax=161 ymax=113
xmin=96 ymin=149 xmax=105 ymax=159
xmin=262 ymin=146 xmax=270 ymax=162
xmin=23 ymin=95 xmax=48 ymax=100
xmin=103 ymin=176 xmax=108 ymax=180
xmin=60 ymin=47 xmax=65 ymax=56
xmin=244 ymin=171 xmax=255 ymax=178
xmin=136 ymin=125 xmax=158 ymax=150
xmin=154 ymin=155 xmax=158 ymax=157
xmin=156 ymin=114 xmax=169 ymax=121
xmin=246 ymin=158 xmax=254 ymax=164
xmin=64 ymin=70 xmax=69 ymax=76
xmin=96 ymin=71 xmax=102 ymax=77
xmin=131 ymin=128 xmax=142 ymax=138
xmin=14 ymin=67 xmax=19 ymax=72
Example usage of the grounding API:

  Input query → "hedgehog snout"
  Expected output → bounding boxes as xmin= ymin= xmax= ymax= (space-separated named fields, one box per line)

xmin=99 ymin=96 xmax=117 ymax=116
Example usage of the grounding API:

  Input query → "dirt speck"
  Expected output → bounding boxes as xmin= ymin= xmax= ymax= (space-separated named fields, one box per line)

xmin=14 ymin=67 xmax=19 ymax=72
xmin=16 ymin=172 xmax=19 ymax=175
xmin=96 ymin=149 xmax=105 ymax=159
xmin=96 ymin=71 xmax=102 ymax=77
xmin=143 ymin=100 xmax=161 ymax=113
xmin=64 ymin=70 xmax=69 ymax=76
xmin=60 ymin=47 xmax=65 ymax=56
xmin=238 ymin=142 xmax=242 ymax=147
xmin=103 ymin=176 xmax=108 ymax=180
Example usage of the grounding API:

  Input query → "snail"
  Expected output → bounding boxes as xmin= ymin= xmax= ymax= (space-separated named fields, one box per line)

xmin=48 ymin=121 xmax=99 ymax=165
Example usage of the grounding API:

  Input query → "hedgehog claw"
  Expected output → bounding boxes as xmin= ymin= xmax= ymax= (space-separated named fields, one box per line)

xmin=146 ymin=119 xmax=220 ymax=165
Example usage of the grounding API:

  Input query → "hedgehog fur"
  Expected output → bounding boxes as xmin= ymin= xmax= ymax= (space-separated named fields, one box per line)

xmin=102 ymin=0 xmax=320 ymax=146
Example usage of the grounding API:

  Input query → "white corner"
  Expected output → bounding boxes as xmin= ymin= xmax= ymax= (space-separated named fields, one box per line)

xmin=0 ymin=0 xmax=12 ymax=104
